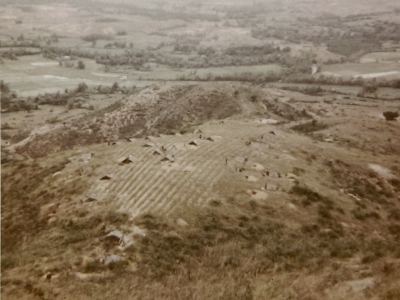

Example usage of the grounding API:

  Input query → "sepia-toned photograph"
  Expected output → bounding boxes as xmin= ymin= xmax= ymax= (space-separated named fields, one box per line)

xmin=1 ymin=0 xmax=399 ymax=299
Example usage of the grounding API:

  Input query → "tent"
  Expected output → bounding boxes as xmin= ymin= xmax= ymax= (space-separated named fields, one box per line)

xmin=118 ymin=155 xmax=135 ymax=165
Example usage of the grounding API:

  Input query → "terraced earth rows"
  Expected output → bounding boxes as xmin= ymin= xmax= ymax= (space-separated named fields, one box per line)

xmin=85 ymin=120 xmax=298 ymax=217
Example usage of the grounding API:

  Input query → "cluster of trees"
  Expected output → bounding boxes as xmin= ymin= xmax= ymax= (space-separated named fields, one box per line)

xmin=116 ymin=30 xmax=127 ymax=36
xmin=252 ymin=26 xmax=310 ymax=44
xmin=251 ymin=18 xmax=400 ymax=58
xmin=43 ymin=47 xmax=97 ymax=61
xmin=173 ymin=43 xmax=197 ymax=54
xmin=1 ymin=81 xmax=38 ymax=112
xmin=224 ymin=44 xmax=287 ymax=56
xmin=57 ymin=59 xmax=86 ymax=70
xmin=0 ymin=33 xmax=59 ymax=50
xmin=95 ymin=51 xmax=152 ymax=69
xmin=150 ymin=47 xmax=295 ymax=69
xmin=167 ymin=41 xmax=291 ymax=68
xmin=31 ymin=82 xmax=133 ymax=107
xmin=43 ymin=47 xmax=149 ymax=69
xmin=77 ymin=60 xmax=85 ymax=69
xmin=177 ymin=71 xmax=282 ymax=83
xmin=0 ymin=81 xmax=134 ymax=113
xmin=0 ymin=38 xmax=42 ymax=60
xmin=0 ymin=48 xmax=41 ymax=60
xmin=104 ymin=41 xmax=133 ymax=49
xmin=335 ymin=28 xmax=399 ymax=56
xmin=41 ymin=36 xmax=306 ymax=72
xmin=175 ymin=67 xmax=400 ymax=89
xmin=0 ymin=40 xmax=41 ymax=48
xmin=82 ymin=33 xmax=114 ymax=43
xmin=285 ymin=74 xmax=400 ymax=89
xmin=326 ymin=37 xmax=381 ymax=57
xmin=32 ymin=83 xmax=91 ymax=106
xmin=281 ymin=85 xmax=324 ymax=96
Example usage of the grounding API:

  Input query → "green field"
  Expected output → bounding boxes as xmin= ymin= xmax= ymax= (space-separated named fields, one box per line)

xmin=1 ymin=54 xmax=282 ymax=95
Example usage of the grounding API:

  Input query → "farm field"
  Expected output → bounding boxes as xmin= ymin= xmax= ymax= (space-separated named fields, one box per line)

xmin=1 ymin=54 xmax=282 ymax=95
xmin=360 ymin=51 xmax=400 ymax=63
xmin=0 ymin=55 xmax=151 ymax=96
xmin=322 ymin=62 xmax=400 ymax=80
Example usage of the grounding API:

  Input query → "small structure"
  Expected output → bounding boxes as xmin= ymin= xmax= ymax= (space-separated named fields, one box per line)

xmin=118 ymin=155 xmax=135 ymax=165
xmin=100 ymin=175 xmax=112 ymax=180
xmin=105 ymin=230 xmax=124 ymax=243
xmin=188 ymin=139 xmax=200 ymax=146
xmin=85 ymin=196 xmax=97 ymax=203
xmin=161 ymin=155 xmax=175 ymax=163
xmin=206 ymin=136 xmax=214 ymax=142
xmin=152 ymin=149 xmax=162 ymax=156
xmin=143 ymin=142 xmax=156 ymax=148
xmin=311 ymin=63 xmax=321 ymax=75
